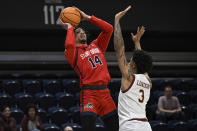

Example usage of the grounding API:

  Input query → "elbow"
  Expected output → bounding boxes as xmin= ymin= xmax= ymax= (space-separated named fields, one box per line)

xmin=105 ymin=24 xmax=113 ymax=33
xmin=109 ymin=24 xmax=113 ymax=33
xmin=158 ymin=107 xmax=163 ymax=112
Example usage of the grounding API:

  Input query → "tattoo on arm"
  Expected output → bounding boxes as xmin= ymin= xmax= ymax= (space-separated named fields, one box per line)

xmin=114 ymin=21 xmax=125 ymax=52
xmin=114 ymin=19 xmax=131 ymax=77
xmin=128 ymin=67 xmax=132 ymax=77
xmin=120 ymin=50 xmax=127 ymax=66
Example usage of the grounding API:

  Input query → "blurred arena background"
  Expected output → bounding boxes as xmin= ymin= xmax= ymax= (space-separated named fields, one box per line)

xmin=0 ymin=0 xmax=197 ymax=131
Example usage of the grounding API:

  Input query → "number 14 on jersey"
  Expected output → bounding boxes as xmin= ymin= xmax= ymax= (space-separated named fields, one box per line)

xmin=88 ymin=56 xmax=103 ymax=68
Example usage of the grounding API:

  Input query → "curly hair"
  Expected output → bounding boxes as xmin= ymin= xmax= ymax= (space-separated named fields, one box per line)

xmin=25 ymin=104 xmax=38 ymax=117
xmin=1 ymin=105 xmax=9 ymax=112
xmin=132 ymin=50 xmax=153 ymax=74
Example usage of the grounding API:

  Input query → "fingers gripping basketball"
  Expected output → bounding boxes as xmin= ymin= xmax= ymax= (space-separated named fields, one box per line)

xmin=60 ymin=7 xmax=81 ymax=27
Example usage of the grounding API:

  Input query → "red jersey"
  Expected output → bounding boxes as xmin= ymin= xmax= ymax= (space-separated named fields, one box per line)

xmin=64 ymin=16 xmax=113 ymax=88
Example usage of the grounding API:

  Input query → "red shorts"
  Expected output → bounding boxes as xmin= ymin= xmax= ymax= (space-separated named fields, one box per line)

xmin=80 ymin=86 xmax=117 ymax=117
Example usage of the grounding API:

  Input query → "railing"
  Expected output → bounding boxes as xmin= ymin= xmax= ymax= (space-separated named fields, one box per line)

xmin=0 ymin=52 xmax=196 ymax=77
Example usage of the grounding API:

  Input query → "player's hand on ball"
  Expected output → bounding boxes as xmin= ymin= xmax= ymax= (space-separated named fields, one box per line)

xmin=60 ymin=19 xmax=73 ymax=30
xmin=131 ymin=26 xmax=145 ymax=43
xmin=115 ymin=5 xmax=131 ymax=21
xmin=72 ymin=6 xmax=91 ymax=21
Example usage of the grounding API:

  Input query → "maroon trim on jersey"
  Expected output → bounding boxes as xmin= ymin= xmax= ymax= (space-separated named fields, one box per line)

xmin=128 ymin=118 xmax=148 ymax=122
xmin=73 ymin=48 xmax=78 ymax=68
xmin=122 ymin=75 xmax=135 ymax=93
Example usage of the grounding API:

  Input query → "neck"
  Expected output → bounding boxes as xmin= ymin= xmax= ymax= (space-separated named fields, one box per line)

xmin=166 ymin=96 xmax=172 ymax=99
xmin=29 ymin=116 xmax=36 ymax=120
xmin=132 ymin=69 xmax=137 ymax=74
xmin=76 ymin=42 xmax=87 ymax=47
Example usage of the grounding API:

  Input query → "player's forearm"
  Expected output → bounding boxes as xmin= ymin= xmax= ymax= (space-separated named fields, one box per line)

xmin=134 ymin=41 xmax=142 ymax=50
xmin=114 ymin=19 xmax=131 ymax=77
xmin=91 ymin=16 xmax=113 ymax=53
xmin=114 ymin=19 xmax=126 ymax=63
xmin=114 ymin=20 xmax=125 ymax=54
xmin=65 ymin=27 xmax=76 ymax=48
xmin=65 ymin=27 xmax=76 ymax=67
xmin=89 ymin=16 xmax=113 ymax=33
xmin=176 ymin=107 xmax=182 ymax=112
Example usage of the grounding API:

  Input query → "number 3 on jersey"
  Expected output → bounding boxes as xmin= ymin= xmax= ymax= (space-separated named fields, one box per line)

xmin=138 ymin=89 xmax=144 ymax=103
xmin=88 ymin=55 xmax=103 ymax=68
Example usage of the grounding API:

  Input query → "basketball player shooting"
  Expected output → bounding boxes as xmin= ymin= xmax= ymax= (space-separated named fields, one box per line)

xmin=114 ymin=6 xmax=153 ymax=131
xmin=60 ymin=7 xmax=119 ymax=131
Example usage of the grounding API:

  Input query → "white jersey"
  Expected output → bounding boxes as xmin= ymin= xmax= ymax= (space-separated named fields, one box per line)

xmin=118 ymin=74 xmax=151 ymax=127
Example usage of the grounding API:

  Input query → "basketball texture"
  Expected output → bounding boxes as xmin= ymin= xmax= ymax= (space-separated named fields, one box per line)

xmin=60 ymin=7 xmax=81 ymax=27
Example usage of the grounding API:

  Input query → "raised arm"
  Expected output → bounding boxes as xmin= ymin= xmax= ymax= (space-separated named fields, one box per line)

xmin=131 ymin=26 xmax=145 ymax=50
xmin=114 ymin=6 xmax=131 ymax=78
xmin=90 ymin=16 xmax=113 ymax=53
xmin=65 ymin=27 xmax=77 ymax=68
xmin=60 ymin=20 xmax=76 ymax=68
xmin=73 ymin=7 xmax=113 ymax=53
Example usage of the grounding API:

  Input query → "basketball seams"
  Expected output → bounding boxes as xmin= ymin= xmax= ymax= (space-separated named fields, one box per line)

xmin=62 ymin=12 xmax=80 ymax=23
xmin=61 ymin=14 xmax=79 ymax=26
xmin=63 ymin=12 xmax=81 ymax=17
xmin=60 ymin=7 xmax=81 ymax=27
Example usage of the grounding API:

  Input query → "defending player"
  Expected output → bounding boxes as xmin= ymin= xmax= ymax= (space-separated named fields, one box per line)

xmin=60 ymin=7 xmax=118 ymax=131
xmin=114 ymin=6 xmax=153 ymax=131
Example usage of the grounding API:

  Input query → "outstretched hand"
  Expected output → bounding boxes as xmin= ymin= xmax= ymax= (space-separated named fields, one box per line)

xmin=115 ymin=5 xmax=131 ymax=21
xmin=131 ymin=26 xmax=145 ymax=43
xmin=72 ymin=6 xmax=91 ymax=21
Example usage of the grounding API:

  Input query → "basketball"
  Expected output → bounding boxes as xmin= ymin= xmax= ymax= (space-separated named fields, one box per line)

xmin=60 ymin=7 xmax=81 ymax=27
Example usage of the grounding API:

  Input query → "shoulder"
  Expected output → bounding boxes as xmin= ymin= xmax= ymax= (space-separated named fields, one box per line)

xmin=90 ymin=42 xmax=101 ymax=50
xmin=9 ymin=117 xmax=16 ymax=124
xmin=136 ymin=74 xmax=146 ymax=80
xmin=121 ymin=74 xmax=135 ymax=93
xmin=144 ymin=73 xmax=152 ymax=83
xmin=172 ymin=96 xmax=179 ymax=101
xmin=159 ymin=96 xmax=165 ymax=100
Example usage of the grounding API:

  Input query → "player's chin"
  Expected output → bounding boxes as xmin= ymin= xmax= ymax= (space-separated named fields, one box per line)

xmin=80 ymin=39 xmax=87 ymax=44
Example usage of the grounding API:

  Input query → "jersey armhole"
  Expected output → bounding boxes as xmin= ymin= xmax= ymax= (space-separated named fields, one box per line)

xmin=145 ymin=74 xmax=152 ymax=89
xmin=122 ymin=75 xmax=135 ymax=93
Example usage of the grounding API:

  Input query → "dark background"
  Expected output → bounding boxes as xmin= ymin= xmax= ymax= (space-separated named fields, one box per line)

xmin=0 ymin=0 xmax=196 ymax=77
xmin=0 ymin=1 xmax=197 ymax=128
xmin=0 ymin=0 xmax=196 ymax=52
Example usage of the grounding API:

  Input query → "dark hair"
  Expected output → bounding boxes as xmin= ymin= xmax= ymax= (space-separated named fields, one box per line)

xmin=25 ymin=104 xmax=38 ymax=117
xmin=165 ymin=86 xmax=172 ymax=90
xmin=1 ymin=105 xmax=9 ymax=112
xmin=74 ymin=27 xmax=90 ymax=37
xmin=132 ymin=50 xmax=153 ymax=74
